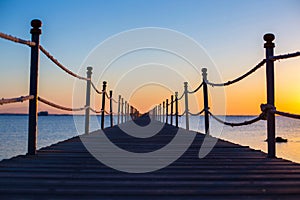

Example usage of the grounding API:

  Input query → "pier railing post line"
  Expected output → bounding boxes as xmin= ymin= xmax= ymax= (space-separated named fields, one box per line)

xmin=28 ymin=19 xmax=42 ymax=155
xmin=84 ymin=66 xmax=92 ymax=134
xmin=160 ymin=103 xmax=162 ymax=122
xmin=202 ymin=68 xmax=210 ymax=135
xmin=125 ymin=101 xmax=127 ymax=122
xmin=264 ymin=33 xmax=276 ymax=158
xmin=184 ymin=82 xmax=189 ymax=130
xmin=175 ymin=92 xmax=179 ymax=127
xmin=163 ymin=101 xmax=165 ymax=123
xmin=101 ymin=81 xmax=107 ymax=129
xmin=166 ymin=99 xmax=169 ymax=124
xmin=117 ymin=95 xmax=121 ymax=125
xmin=127 ymin=103 xmax=130 ymax=121
xmin=109 ymin=90 xmax=113 ymax=127
xmin=170 ymin=95 xmax=174 ymax=125
xmin=121 ymin=98 xmax=124 ymax=123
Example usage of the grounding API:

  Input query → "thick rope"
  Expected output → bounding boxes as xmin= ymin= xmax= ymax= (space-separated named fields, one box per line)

xmin=178 ymin=111 xmax=186 ymax=117
xmin=105 ymin=91 xmax=109 ymax=99
xmin=177 ymin=92 xmax=184 ymax=101
xmin=110 ymin=98 xmax=118 ymax=103
xmin=91 ymin=82 xmax=103 ymax=94
xmin=89 ymin=107 xmax=102 ymax=114
xmin=273 ymin=110 xmax=300 ymax=120
xmin=270 ymin=52 xmax=300 ymax=61
xmin=0 ymin=32 xmax=36 ymax=47
xmin=90 ymin=107 xmax=111 ymax=115
xmin=39 ymin=45 xmax=89 ymax=81
xmin=0 ymin=95 xmax=34 ymax=105
xmin=189 ymin=109 xmax=205 ymax=116
xmin=206 ymin=59 xmax=266 ymax=87
xmin=38 ymin=96 xmax=87 ymax=111
xmin=188 ymin=82 xmax=203 ymax=94
xmin=209 ymin=111 xmax=263 ymax=127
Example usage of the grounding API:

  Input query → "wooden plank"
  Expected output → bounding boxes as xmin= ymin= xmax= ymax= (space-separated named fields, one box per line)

xmin=1 ymin=115 xmax=300 ymax=198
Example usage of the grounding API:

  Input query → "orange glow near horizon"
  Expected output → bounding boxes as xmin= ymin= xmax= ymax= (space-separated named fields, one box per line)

xmin=1 ymin=53 xmax=300 ymax=116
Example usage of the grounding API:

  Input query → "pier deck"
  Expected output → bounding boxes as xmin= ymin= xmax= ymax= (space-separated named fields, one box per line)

xmin=1 ymin=116 xmax=300 ymax=199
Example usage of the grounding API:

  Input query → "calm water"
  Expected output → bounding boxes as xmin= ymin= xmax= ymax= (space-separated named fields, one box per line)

xmin=1 ymin=115 xmax=299 ymax=163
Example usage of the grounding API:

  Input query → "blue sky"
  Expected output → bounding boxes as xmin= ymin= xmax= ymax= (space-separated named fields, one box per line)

xmin=0 ymin=0 xmax=300 ymax=114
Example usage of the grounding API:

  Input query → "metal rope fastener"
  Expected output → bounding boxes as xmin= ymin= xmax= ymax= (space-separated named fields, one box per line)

xmin=206 ymin=59 xmax=266 ymax=87
xmin=0 ymin=32 xmax=36 ymax=47
xmin=260 ymin=103 xmax=300 ymax=120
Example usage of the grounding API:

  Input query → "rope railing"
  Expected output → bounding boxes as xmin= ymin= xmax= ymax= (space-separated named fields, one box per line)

xmin=209 ymin=111 xmax=264 ymax=127
xmin=1 ymin=19 xmax=140 ymax=156
xmin=206 ymin=59 xmax=266 ymax=87
xmin=177 ymin=92 xmax=184 ymax=101
xmin=39 ymin=45 xmax=89 ymax=81
xmin=0 ymin=32 xmax=36 ymax=47
xmin=178 ymin=111 xmax=186 ymax=117
xmin=260 ymin=103 xmax=300 ymax=120
xmin=270 ymin=51 xmax=300 ymax=61
xmin=189 ymin=109 xmax=205 ymax=116
xmin=273 ymin=110 xmax=300 ymax=120
xmin=110 ymin=97 xmax=118 ymax=103
xmin=188 ymin=82 xmax=203 ymax=94
xmin=38 ymin=97 xmax=87 ymax=112
xmin=91 ymin=81 xmax=103 ymax=94
xmin=0 ymin=95 xmax=34 ymax=105
xmin=156 ymin=33 xmax=300 ymax=158
xmin=105 ymin=91 xmax=110 ymax=99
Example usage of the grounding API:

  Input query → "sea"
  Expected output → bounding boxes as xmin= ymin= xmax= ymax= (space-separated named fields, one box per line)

xmin=0 ymin=115 xmax=299 ymax=164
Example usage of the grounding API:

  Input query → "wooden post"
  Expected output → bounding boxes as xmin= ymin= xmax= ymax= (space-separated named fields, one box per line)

xmin=159 ymin=103 xmax=162 ymax=122
xmin=117 ymin=95 xmax=121 ymax=125
xmin=127 ymin=103 xmax=130 ymax=121
xmin=163 ymin=101 xmax=165 ymax=123
xmin=175 ymin=92 xmax=179 ymax=127
xmin=109 ymin=90 xmax=113 ymax=127
xmin=202 ymin=68 xmax=210 ymax=135
xmin=170 ymin=95 xmax=174 ymax=125
xmin=184 ymin=82 xmax=189 ymax=130
xmin=124 ymin=101 xmax=127 ymax=122
xmin=101 ymin=81 xmax=107 ymax=130
xmin=85 ymin=67 xmax=92 ymax=134
xmin=166 ymin=99 xmax=169 ymax=124
xmin=28 ymin=19 xmax=42 ymax=155
xmin=264 ymin=33 xmax=276 ymax=158
xmin=121 ymin=98 xmax=124 ymax=123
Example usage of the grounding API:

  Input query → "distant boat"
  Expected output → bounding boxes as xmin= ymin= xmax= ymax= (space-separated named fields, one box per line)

xmin=38 ymin=111 xmax=48 ymax=116
xmin=265 ymin=136 xmax=288 ymax=143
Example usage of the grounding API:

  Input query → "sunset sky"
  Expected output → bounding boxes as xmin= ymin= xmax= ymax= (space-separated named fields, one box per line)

xmin=0 ymin=0 xmax=300 ymax=115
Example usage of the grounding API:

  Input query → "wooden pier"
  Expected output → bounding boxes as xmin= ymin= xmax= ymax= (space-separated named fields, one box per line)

xmin=1 ymin=115 xmax=300 ymax=199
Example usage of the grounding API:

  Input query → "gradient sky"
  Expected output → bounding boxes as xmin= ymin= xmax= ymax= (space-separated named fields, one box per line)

xmin=0 ymin=0 xmax=300 ymax=115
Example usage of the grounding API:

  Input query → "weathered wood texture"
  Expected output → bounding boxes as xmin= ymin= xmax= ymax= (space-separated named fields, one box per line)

xmin=1 ymin=115 xmax=300 ymax=199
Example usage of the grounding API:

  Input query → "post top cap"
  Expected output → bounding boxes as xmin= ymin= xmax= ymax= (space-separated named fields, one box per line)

xmin=31 ymin=19 xmax=42 ymax=28
xmin=202 ymin=68 xmax=207 ymax=72
xmin=103 ymin=81 xmax=107 ymax=84
xmin=87 ymin=66 xmax=93 ymax=70
xmin=263 ymin=33 xmax=275 ymax=42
